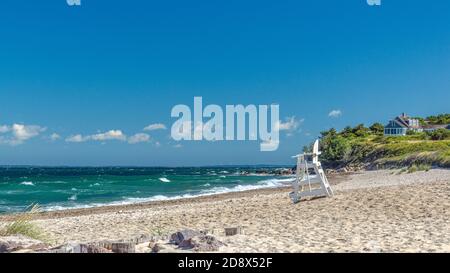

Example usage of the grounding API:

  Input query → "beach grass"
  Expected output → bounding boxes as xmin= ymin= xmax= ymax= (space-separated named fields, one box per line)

xmin=0 ymin=204 xmax=46 ymax=241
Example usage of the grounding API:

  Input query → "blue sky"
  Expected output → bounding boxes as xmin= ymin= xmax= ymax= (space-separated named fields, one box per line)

xmin=0 ymin=0 xmax=449 ymax=166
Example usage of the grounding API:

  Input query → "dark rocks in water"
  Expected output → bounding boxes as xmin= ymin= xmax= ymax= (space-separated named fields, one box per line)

xmin=169 ymin=229 xmax=203 ymax=245
xmin=238 ymin=168 xmax=294 ymax=176
xmin=0 ymin=235 xmax=48 ymax=253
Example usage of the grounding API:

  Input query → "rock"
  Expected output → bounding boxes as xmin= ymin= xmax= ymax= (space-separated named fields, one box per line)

xmin=129 ymin=234 xmax=152 ymax=245
xmin=0 ymin=235 xmax=48 ymax=253
xmin=178 ymin=234 xmax=224 ymax=252
xmin=149 ymin=242 xmax=163 ymax=253
xmin=169 ymin=229 xmax=202 ymax=245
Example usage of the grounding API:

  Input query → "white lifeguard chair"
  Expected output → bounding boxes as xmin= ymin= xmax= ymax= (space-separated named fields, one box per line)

xmin=289 ymin=139 xmax=333 ymax=203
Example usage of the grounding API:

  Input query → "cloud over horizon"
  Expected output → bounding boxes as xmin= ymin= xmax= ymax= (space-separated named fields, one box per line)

xmin=66 ymin=130 xmax=127 ymax=143
xmin=128 ymin=133 xmax=151 ymax=144
xmin=0 ymin=124 xmax=47 ymax=145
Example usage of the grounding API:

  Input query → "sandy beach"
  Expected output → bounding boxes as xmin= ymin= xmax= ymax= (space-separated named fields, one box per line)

xmin=1 ymin=169 xmax=449 ymax=253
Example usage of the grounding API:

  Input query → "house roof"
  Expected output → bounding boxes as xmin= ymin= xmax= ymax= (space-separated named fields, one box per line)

xmin=395 ymin=116 xmax=410 ymax=127
xmin=385 ymin=119 xmax=408 ymax=129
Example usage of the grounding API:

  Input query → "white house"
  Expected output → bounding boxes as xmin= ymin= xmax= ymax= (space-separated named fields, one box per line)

xmin=384 ymin=113 xmax=449 ymax=136
xmin=384 ymin=113 xmax=421 ymax=136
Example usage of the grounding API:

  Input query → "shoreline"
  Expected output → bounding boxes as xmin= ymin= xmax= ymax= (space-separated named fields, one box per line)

xmin=0 ymin=173 xmax=349 ymax=221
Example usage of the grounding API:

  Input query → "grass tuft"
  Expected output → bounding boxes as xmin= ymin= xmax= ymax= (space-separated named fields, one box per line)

xmin=0 ymin=204 xmax=46 ymax=241
xmin=407 ymin=164 xmax=431 ymax=173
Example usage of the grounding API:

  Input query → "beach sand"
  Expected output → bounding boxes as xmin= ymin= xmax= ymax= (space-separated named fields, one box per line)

xmin=1 ymin=169 xmax=449 ymax=252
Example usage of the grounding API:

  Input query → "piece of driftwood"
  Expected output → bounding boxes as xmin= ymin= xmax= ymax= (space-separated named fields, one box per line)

xmin=224 ymin=227 xmax=242 ymax=236
xmin=95 ymin=241 xmax=136 ymax=253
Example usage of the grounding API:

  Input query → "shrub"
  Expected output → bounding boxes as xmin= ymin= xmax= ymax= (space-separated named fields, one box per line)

xmin=425 ymin=114 xmax=450 ymax=125
xmin=407 ymin=164 xmax=431 ymax=173
xmin=320 ymin=134 xmax=351 ymax=163
xmin=429 ymin=129 xmax=450 ymax=140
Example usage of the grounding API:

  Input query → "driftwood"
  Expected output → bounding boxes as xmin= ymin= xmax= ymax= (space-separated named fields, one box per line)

xmin=95 ymin=241 xmax=136 ymax=253
xmin=45 ymin=242 xmax=111 ymax=253
xmin=224 ymin=227 xmax=242 ymax=236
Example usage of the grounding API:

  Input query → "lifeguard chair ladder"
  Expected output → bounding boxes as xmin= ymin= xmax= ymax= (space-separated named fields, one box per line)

xmin=289 ymin=139 xmax=333 ymax=203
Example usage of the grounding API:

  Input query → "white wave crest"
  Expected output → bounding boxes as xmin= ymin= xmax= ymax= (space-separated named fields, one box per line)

xmin=68 ymin=194 xmax=77 ymax=201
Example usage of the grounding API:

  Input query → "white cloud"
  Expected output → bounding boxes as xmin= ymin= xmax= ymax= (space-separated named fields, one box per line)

xmin=128 ymin=133 xmax=150 ymax=144
xmin=275 ymin=116 xmax=303 ymax=133
xmin=173 ymin=143 xmax=183 ymax=148
xmin=144 ymin=123 xmax=167 ymax=131
xmin=12 ymin=124 xmax=46 ymax=142
xmin=91 ymin=130 xmax=126 ymax=141
xmin=66 ymin=130 xmax=127 ymax=143
xmin=0 ymin=124 xmax=46 ymax=145
xmin=0 ymin=125 xmax=10 ymax=133
xmin=50 ymin=133 xmax=61 ymax=141
xmin=328 ymin=110 xmax=342 ymax=118
xmin=65 ymin=134 xmax=88 ymax=143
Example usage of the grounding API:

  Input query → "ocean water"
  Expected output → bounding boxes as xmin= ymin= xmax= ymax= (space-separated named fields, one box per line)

xmin=0 ymin=167 xmax=294 ymax=213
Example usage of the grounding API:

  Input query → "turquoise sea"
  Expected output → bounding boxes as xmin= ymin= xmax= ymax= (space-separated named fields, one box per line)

xmin=0 ymin=167 xmax=293 ymax=213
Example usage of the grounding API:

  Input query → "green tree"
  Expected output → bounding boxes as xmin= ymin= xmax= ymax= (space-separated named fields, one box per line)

xmin=320 ymin=128 xmax=337 ymax=138
xmin=341 ymin=126 xmax=354 ymax=137
xmin=352 ymin=124 xmax=370 ymax=137
xmin=320 ymin=134 xmax=350 ymax=162
xmin=369 ymin=123 xmax=384 ymax=135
